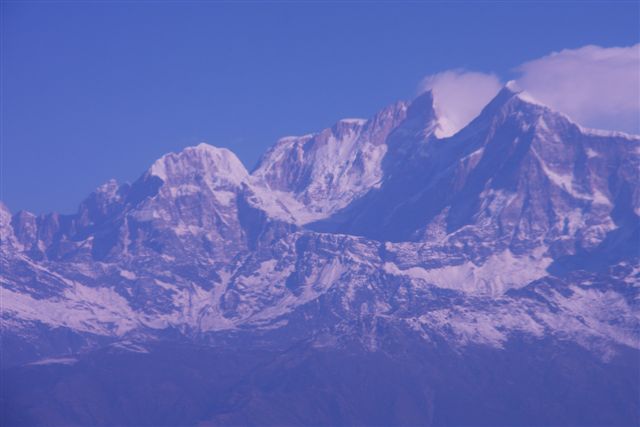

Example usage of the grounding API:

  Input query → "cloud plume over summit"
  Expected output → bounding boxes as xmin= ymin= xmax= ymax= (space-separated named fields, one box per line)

xmin=419 ymin=44 xmax=640 ymax=137
xmin=419 ymin=70 xmax=502 ymax=138
xmin=516 ymin=44 xmax=640 ymax=134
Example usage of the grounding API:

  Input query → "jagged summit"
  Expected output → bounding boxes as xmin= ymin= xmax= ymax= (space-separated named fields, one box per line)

xmin=503 ymin=80 xmax=548 ymax=107
xmin=474 ymin=81 xmax=547 ymax=118
xmin=475 ymin=80 xmax=636 ymax=141
xmin=250 ymin=96 xmax=413 ymax=221
xmin=422 ymin=82 xmax=548 ymax=140
xmin=148 ymin=142 xmax=249 ymax=187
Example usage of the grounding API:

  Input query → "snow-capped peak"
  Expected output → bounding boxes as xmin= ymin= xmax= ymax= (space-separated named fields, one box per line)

xmin=391 ymin=90 xmax=439 ymax=139
xmin=149 ymin=143 xmax=249 ymax=187
xmin=93 ymin=179 xmax=121 ymax=202
xmin=504 ymin=79 xmax=520 ymax=92
xmin=338 ymin=118 xmax=367 ymax=125
xmin=502 ymin=81 xmax=640 ymax=140
xmin=501 ymin=80 xmax=549 ymax=108
xmin=249 ymin=98 xmax=415 ymax=223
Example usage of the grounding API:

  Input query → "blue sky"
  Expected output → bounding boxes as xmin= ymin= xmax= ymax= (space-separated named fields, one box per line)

xmin=2 ymin=1 xmax=639 ymax=214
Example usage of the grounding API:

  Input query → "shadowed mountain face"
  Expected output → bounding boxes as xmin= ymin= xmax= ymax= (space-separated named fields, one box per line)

xmin=1 ymin=86 xmax=639 ymax=426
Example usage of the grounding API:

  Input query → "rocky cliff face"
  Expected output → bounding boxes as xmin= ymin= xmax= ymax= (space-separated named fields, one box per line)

xmin=2 ymin=85 xmax=639 ymax=426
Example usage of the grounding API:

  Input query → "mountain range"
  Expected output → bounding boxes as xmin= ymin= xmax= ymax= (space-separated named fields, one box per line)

xmin=1 ymin=83 xmax=639 ymax=426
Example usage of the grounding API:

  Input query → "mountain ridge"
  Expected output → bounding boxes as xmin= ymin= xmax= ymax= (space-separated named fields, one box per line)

xmin=1 ymin=84 xmax=639 ymax=426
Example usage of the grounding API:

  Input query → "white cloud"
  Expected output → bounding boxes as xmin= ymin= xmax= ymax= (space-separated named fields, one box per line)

xmin=418 ymin=44 xmax=640 ymax=136
xmin=515 ymin=44 xmax=640 ymax=134
xmin=419 ymin=70 xmax=502 ymax=137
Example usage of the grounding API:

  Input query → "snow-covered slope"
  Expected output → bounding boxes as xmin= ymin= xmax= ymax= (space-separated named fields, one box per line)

xmin=252 ymin=100 xmax=410 ymax=223
xmin=312 ymin=85 xmax=639 ymax=255
xmin=3 ymin=83 xmax=639 ymax=343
